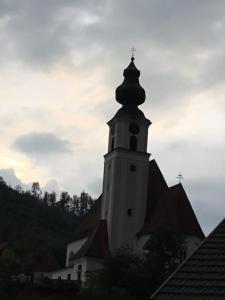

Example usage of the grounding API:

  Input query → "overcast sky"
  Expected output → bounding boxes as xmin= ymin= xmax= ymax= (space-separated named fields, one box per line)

xmin=0 ymin=0 xmax=225 ymax=234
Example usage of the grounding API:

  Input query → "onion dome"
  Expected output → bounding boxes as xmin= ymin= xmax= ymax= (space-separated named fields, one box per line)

xmin=116 ymin=57 xmax=146 ymax=106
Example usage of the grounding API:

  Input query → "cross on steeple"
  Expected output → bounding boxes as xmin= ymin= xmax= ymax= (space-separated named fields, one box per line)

xmin=131 ymin=47 xmax=136 ymax=60
xmin=177 ymin=173 xmax=184 ymax=183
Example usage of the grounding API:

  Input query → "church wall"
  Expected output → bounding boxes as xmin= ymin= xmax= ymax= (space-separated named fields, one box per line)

xmin=71 ymin=258 xmax=87 ymax=282
xmin=86 ymin=257 xmax=104 ymax=272
xmin=35 ymin=234 xmax=202 ymax=283
xmin=49 ymin=266 xmax=75 ymax=280
xmin=135 ymin=234 xmax=202 ymax=261
xmin=49 ymin=258 xmax=88 ymax=281
xmin=102 ymin=149 xmax=149 ymax=253
xmin=66 ymin=237 xmax=88 ymax=267
xmin=49 ymin=257 xmax=104 ymax=282
xmin=135 ymin=234 xmax=151 ymax=254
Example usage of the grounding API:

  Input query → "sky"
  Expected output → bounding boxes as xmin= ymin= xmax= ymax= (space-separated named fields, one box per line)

xmin=0 ymin=0 xmax=225 ymax=234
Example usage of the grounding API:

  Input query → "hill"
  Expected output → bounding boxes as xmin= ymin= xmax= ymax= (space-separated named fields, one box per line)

xmin=0 ymin=179 xmax=79 ymax=274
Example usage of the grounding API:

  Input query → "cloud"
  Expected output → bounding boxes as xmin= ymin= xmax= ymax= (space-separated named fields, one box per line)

xmin=185 ymin=177 xmax=225 ymax=235
xmin=0 ymin=168 xmax=30 ymax=190
xmin=0 ymin=0 xmax=225 ymax=235
xmin=0 ymin=0 xmax=107 ymax=68
xmin=87 ymin=177 xmax=102 ymax=198
xmin=1 ymin=0 xmax=225 ymax=110
xmin=0 ymin=167 xmax=61 ymax=196
xmin=0 ymin=0 xmax=224 ymax=70
xmin=13 ymin=132 xmax=72 ymax=156
xmin=43 ymin=179 xmax=60 ymax=194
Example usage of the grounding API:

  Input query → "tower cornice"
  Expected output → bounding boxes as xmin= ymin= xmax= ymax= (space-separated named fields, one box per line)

xmin=107 ymin=107 xmax=151 ymax=127
xmin=104 ymin=147 xmax=151 ymax=160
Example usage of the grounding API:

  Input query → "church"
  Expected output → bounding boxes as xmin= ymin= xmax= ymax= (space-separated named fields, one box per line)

xmin=35 ymin=56 xmax=205 ymax=282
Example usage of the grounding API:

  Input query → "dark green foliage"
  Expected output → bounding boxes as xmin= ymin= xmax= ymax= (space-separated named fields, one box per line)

xmin=0 ymin=281 xmax=80 ymax=300
xmin=59 ymin=191 xmax=71 ymax=211
xmin=99 ymin=247 xmax=143 ymax=293
xmin=31 ymin=182 xmax=42 ymax=199
xmin=144 ymin=227 xmax=185 ymax=287
xmin=0 ymin=181 xmax=79 ymax=276
xmin=0 ymin=177 xmax=96 ymax=284
xmin=77 ymin=286 xmax=137 ymax=300
xmin=83 ymin=230 xmax=184 ymax=300
xmin=70 ymin=191 xmax=94 ymax=216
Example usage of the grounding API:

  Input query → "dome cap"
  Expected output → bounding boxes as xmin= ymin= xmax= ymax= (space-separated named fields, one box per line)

xmin=115 ymin=57 xmax=146 ymax=106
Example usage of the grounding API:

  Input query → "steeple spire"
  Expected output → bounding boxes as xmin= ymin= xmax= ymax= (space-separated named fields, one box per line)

xmin=115 ymin=57 xmax=146 ymax=107
xmin=131 ymin=47 xmax=136 ymax=60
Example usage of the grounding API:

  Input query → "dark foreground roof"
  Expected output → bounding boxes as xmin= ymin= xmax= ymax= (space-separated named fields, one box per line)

xmin=151 ymin=218 xmax=225 ymax=300
xmin=72 ymin=220 xmax=110 ymax=260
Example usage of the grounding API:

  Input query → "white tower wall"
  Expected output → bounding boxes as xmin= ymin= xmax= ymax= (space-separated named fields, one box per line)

xmin=101 ymin=114 xmax=151 ymax=253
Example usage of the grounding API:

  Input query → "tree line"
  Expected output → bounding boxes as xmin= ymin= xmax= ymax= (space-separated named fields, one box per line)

xmin=0 ymin=175 xmax=92 ymax=285
xmin=4 ymin=179 xmax=96 ymax=217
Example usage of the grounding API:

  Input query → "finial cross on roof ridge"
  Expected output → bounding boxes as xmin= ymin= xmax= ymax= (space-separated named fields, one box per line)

xmin=177 ymin=173 xmax=184 ymax=183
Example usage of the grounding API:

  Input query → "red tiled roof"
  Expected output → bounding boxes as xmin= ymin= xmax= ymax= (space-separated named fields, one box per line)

xmin=71 ymin=196 xmax=102 ymax=242
xmin=145 ymin=160 xmax=168 ymax=221
xmin=140 ymin=183 xmax=205 ymax=239
xmin=36 ymin=249 xmax=60 ymax=272
xmin=72 ymin=220 xmax=110 ymax=260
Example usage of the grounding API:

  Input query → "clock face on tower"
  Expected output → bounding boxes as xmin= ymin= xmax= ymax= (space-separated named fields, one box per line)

xmin=129 ymin=122 xmax=140 ymax=134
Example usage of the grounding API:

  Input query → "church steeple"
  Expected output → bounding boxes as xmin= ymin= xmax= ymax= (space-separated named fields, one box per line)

xmin=101 ymin=57 xmax=151 ymax=253
xmin=115 ymin=57 xmax=146 ymax=107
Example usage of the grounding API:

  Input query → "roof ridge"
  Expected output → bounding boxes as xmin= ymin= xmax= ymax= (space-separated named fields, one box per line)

xmin=168 ymin=182 xmax=183 ymax=188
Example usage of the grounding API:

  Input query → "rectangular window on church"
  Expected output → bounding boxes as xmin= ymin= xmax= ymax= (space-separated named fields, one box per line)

xmin=130 ymin=165 xmax=136 ymax=172
xmin=127 ymin=208 xmax=132 ymax=216
xmin=67 ymin=274 xmax=71 ymax=280
xmin=77 ymin=265 xmax=82 ymax=282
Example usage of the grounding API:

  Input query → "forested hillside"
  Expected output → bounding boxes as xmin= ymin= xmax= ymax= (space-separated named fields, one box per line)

xmin=0 ymin=177 xmax=94 ymax=274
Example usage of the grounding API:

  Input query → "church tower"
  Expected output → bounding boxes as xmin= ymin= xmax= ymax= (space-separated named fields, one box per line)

xmin=101 ymin=57 xmax=151 ymax=253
